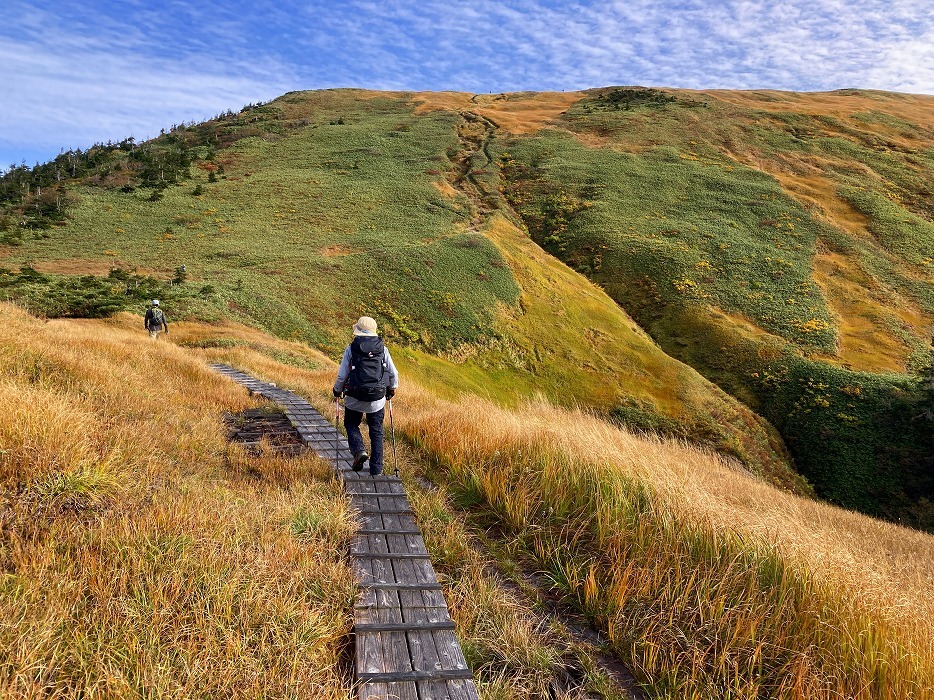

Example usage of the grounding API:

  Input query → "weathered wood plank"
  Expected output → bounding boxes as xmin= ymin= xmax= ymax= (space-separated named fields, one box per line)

xmin=355 ymin=553 xmax=433 ymax=561
xmin=359 ymin=669 xmax=474 ymax=682
xmin=432 ymin=629 xmax=471 ymax=672
xmin=381 ymin=630 xmax=412 ymax=675
xmin=357 ymin=681 xmax=387 ymax=700
xmin=357 ymin=631 xmax=384 ymax=677
xmin=400 ymin=588 xmax=447 ymax=609
xmin=357 ymin=507 xmax=414 ymax=515
xmin=408 ymin=628 xmax=445 ymax=676
xmin=358 ymin=681 xmax=418 ymax=700
xmin=432 ymin=679 xmax=481 ymax=700
xmin=355 ymin=621 xmax=456 ymax=632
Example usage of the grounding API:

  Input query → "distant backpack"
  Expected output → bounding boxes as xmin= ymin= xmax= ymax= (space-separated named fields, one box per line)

xmin=346 ymin=336 xmax=387 ymax=401
xmin=149 ymin=307 xmax=165 ymax=326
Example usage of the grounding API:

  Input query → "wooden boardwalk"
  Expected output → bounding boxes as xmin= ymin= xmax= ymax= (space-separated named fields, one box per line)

xmin=212 ymin=365 xmax=478 ymax=700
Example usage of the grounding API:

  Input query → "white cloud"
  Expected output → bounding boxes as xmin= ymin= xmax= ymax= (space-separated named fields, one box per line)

xmin=2 ymin=0 xmax=931 ymax=166
xmin=299 ymin=0 xmax=934 ymax=93
xmin=0 ymin=2 xmax=295 ymax=165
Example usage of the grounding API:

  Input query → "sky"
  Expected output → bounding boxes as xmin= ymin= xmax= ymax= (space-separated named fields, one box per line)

xmin=2 ymin=0 xmax=932 ymax=168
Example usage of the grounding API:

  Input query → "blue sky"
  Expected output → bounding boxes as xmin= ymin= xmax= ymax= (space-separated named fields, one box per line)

xmin=2 ymin=0 xmax=932 ymax=168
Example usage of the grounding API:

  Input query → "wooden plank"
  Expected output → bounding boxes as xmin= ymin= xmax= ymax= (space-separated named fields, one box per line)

xmin=375 ymin=478 xmax=407 ymax=495
xmin=358 ymin=669 xmax=474 ymax=682
xmin=358 ymin=681 xmax=417 ymax=700
xmin=357 ymin=507 xmax=413 ymax=515
xmin=353 ymin=532 xmax=388 ymax=556
xmin=380 ymin=512 xmax=420 ymax=589
xmin=380 ymin=629 xmax=412 ymax=675
xmin=432 ymin=629 xmax=471 ymax=672
xmin=354 ymin=621 xmax=456 ymax=632
xmin=400 ymin=588 xmax=447 ymax=609
xmin=418 ymin=679 xmax=480 ymax=700
xmin=343 ymin=476 xmax=403 ymax=484
xmin=357 ymin=602 xmax=404 ymax=687
xmin=356 ymin=631 xmax=384 ymax=681
xmin=407 ymin=628 xmax=445 ymax=677
xmin=354 ymin=553 xmax=433 ymax=561
xmin=357 ymin=680 xmax=384 ymax=700
xmin=407 ymin=606 xmax=468 ymax=675
xmin=350 ymin=492 xmax=409 ymax=498
xmin=356 ymin=585 xmax=403 ymax=611
xmin=417 ymin=680 xmax=474 ymax=700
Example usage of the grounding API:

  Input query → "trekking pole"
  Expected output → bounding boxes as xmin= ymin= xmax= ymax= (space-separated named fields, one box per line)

xmin=334 ymin=396 xmax=341 ymax=466
xmin=389 ymin=398 xmax=398 ymax=476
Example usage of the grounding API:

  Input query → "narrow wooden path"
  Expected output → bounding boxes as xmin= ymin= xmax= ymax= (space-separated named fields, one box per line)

xmin=212 ymin=365 xmax=478 ymax=700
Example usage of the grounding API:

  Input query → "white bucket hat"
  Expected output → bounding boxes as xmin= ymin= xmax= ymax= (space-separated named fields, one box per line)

xmin=352 ymin=316 xmax=378 ymax=336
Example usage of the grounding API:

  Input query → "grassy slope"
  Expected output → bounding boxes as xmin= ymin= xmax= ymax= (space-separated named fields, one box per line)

xmin=0 ymin=89 xmax=803 ymax=489
xmin=1 ymin=298 xmax=931 ymax=698
xmin=0 ymin=305 xmax=355 ymax=697
xmin=12 ymin=91 xmax=517 ymax=352
xmin=0 ymin=306 xmax=645 ymax=700
xmin=185 ymin=319 xmax=934 ymax=700
xmin=497 ymin=87 xmax=933 ymax=522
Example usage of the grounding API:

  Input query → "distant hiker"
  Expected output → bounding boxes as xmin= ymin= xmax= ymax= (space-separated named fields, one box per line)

xmin=333 ymin=316 xmax=399 ymax=476
xmin=144 ymin=299 xmax=168 ymax=339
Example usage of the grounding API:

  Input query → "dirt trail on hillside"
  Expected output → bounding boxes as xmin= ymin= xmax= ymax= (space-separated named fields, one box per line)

xmin=413 ymin=91 xmax=584 ymax=134
xmin=446 ymin=111 xmax=501 ymax=231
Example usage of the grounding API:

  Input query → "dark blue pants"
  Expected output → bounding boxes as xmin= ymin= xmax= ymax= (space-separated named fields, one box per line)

xmin=344 ymin=407 xmax=384 ymax=475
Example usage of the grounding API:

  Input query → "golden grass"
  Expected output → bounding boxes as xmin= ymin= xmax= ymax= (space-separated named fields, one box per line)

xmin=29 ymin=259 xmax=128 ymax=276
xmin=399 ymin=395 xmax=934 ymax=698
xmin=10 ymin=308 xmax=934 ymax=698
xmin=0 ymin=304 xmax=354 ymax=698
xmin=745 ymin=164 xmax=933 ymax=372
xmin=701 ymin=96 xmax=934 ymax=372
xmin=812 ymin=246 xmax=931 ymax=372
xmin=694 ymin=88 xmax=934 ymax=134
xmin=199 ymin=331 xmax=934 ymax=698
xmin=411 ymin=91 xmax=585 ymax=134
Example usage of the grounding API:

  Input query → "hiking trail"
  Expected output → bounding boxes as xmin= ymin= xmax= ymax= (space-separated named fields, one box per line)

xmin=212 ymin=364 xmax=478 ymax=700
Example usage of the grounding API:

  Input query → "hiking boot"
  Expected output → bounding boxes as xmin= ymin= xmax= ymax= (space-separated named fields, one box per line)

xmin=352 ymin=451 xmax=369 ymax=472
xmin=370 ymin=465 xmax=383 ymax=477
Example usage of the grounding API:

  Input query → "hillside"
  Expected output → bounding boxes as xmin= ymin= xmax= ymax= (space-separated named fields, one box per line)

xmin=1 ymin=306 xmax=932 ymax=698
xmin=0 ymin=87 xmax=931 ymax=522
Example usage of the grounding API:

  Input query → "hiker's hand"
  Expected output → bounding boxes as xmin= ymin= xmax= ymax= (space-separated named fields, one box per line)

xmin=333 ymin=388 xmax=342 ymax=398
xmin=385 ymin=388 xmax=395 ymax=400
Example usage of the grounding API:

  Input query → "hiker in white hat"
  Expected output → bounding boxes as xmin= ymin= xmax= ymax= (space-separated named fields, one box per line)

xmin=144 ymin=299 xmax=169 ymax=339
xmin=333 ymin=316 xmax=399 ymax=476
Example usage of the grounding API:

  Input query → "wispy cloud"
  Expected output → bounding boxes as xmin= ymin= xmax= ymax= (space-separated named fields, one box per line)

xmin=1 ymin=1 xmax=295 ymax=165
xmin=2 ymin=0 xmax=931 ymax=166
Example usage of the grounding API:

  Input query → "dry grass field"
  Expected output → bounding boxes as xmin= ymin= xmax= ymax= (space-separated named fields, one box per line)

xmin=180 ymin=318 xmax=934 ymax=699
xmin=0 ymin=305 xmax=356 ymax=698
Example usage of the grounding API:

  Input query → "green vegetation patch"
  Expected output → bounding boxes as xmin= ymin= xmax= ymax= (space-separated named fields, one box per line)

xmin=0 ymin=266 xmax=188 ymax=319
xmin=500 ymin=131 xmax=837 ymax=350
xmin=837 ymin=183 xmax=934 ymax=267
xmin=3 ymin=91 xmax=519 ymax=354
xmin=754 ymin=353 xmax=934 ymax=528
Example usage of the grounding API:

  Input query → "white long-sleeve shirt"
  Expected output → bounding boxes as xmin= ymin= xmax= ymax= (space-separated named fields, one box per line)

xmin=333 ymin=341 xmax=399 ymax=413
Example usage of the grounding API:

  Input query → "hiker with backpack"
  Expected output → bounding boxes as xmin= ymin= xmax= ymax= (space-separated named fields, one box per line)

xmin=333 ymin=316 xmax=399 ymax=476
xmin=144 ymin=300 xmax=168 ymax=339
